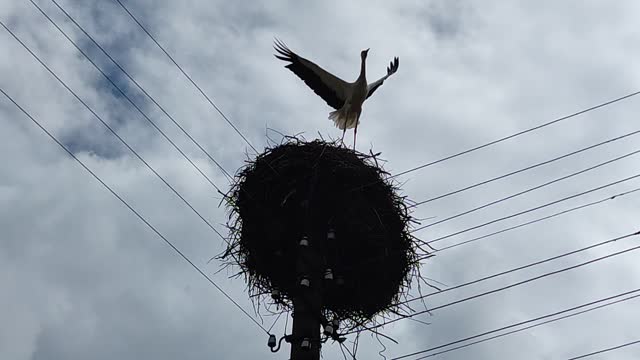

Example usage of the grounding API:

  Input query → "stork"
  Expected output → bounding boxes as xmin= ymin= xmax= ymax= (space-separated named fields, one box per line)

xmin=273 ymin=39 xmax=399 ymax=149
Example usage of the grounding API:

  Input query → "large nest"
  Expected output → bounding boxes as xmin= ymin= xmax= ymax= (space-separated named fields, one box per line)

xmin=222 ymin=138 xmax=424 ymax=328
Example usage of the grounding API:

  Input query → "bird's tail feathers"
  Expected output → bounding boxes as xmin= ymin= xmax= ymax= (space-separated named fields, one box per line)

xmin=329 ymin=107 xmax=359 ymax=130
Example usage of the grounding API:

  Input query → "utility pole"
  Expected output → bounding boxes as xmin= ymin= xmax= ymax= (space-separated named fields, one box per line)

xmin=290 ymin=293 xmax=321 ymax=360
xmin=290 ymin=169 xmax=322 ymax=360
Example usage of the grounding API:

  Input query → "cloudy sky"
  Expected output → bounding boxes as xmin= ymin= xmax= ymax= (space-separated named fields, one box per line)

xmin=2 ymin=1 xmax=640 ymax=359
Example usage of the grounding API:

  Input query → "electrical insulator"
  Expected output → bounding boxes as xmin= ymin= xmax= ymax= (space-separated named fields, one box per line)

xmin=324 ymin=268 xmax=334 ymax=280
xmin=301 ymin=338 xmax=311 ymax=350
xmin=271 ymin=289 xmax=281 ymax=299
xmin=323 ymin=323 xmax=334 ymax=336
xmin=300 ymin=277 xmax=310 ymax=287
xmin=267 ymin=334 xmax=276 ymax=348
xmin=327 ymin=228 xmax=336 ymax=240
xmin=332 ymin=319 xmax=340 ymax=329
xmin=299 ymin=236 xmax=309 ymax=246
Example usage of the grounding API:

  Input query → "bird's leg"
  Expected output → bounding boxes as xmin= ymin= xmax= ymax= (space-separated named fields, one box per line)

xmin=353 ymin=118 xmax=358 ymax=150
xmin=341 ymin=127 xmax=347 ymax=146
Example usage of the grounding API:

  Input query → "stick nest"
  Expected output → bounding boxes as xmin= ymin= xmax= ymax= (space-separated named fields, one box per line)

xmin=222 ymin=138 xmax=424 ymax=328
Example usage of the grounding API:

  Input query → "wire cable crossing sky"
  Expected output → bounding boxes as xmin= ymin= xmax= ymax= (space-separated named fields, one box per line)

xmin=0 ymin=87 xmax=268 ymax=334
xmin=0 ymin=19 xmax=227 ymax=242
xmin=348 ymin=230 xmax=640 ymax=333
xmin=2 ymin=1 xmax=640 ymax=359
xmin=30 ymin=0 xmax=231 ymax=192
xmin=401 ymin=291 xmax=640 ymax=360
xmin=111 ymin=0 xmax=260 ymax=154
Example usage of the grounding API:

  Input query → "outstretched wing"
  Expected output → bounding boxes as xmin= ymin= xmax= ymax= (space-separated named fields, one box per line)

xmin=366 ymin=57 xmax=399 ymax=99
xmin=274 ymin=39 xmax=350 ymax=110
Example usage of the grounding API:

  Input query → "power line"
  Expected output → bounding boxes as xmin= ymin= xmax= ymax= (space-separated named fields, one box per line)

xmin=390 ymin=90 xmax=640 ymax=180
xmin=0 ymin=87 xmax=268 ymax=334
xmin=114 ymin=0 xmax=640 ymax=193
xmin=394 ymin=290 xmax=640 ymax=360
xmin=344 ymin=187 xmax=640 ymax=278
xmin=395 ymin=290 xmax=640 ymax=360
xmin=409 ymin=127 xmax=640 ymax=208
xmin=415 ymin=147 xmax=640 ymax=230
xmin=267 ymin=311 xmax=284 ymax=334
xmin=396 ymin=231 xmax=638 ymax=308
xmin=30 ymin=0 xmax=226 ymax=191
xmin=347 ymin=231 xmax=640 ymax=334
xmin=0 ymin=20 xmax=227 ymax=242
xmin=44 ymin=0 xmax=234 ymax=183
xmin=567 ymin=338 xmax=640 ymax=360
xmin=436 ymin=186 xmax=640 ymax=252
xmin=415 ymin=238 xmax=640 ymax=316
xmin=415 ymin=172 xmax=640 ymax=242
xmin=350 ymin=90 xmax=640 ymax=194
xmin=110 ymin=0 xmax=259 ymax=154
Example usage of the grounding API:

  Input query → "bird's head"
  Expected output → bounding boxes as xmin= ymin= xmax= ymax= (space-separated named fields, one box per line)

xmin=361 ymin=48 xmax=370 ymax=60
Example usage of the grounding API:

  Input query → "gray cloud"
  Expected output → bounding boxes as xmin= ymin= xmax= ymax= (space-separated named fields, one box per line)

xmin=2 ymin=0 xmax=640 ymax=359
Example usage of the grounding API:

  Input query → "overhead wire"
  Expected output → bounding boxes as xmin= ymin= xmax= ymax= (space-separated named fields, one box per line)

xmin=0 ymin=87 xmax=269 ymax=334
xmin=110 ymin=0 xmax=259 ymax=154
xmin=567 ymin=338 xmax=640 ymax=360
xmin=396 ymin=231 xmax=639 ymax=308
xmin=342 ymin=186 xmax=640 ymax=279
xmin=108 ymin=0 xmax=640 ymax=184
xmin=57 ymin=0 xmax=640 ymax=190
xmin=414 ymin=147 xmax=640 ymax=230
xmin=435 ymin=186 xmax=640 ymax=252
xmin=409 ymin=126 xmax=640 ymax=208
xmin=44 ymin=0 xmax=234 ymax=183
xmin=391 ymin=289 xmax=640 ymax=360
xmin=0 ymin=20 xmax=228 ymax=243
xmin=267 ymin=311 xmax=285 ymax=334
xmin=65 ymin=1 xmax=640 ymax=198
xmin=346 ymin=229 xmax=640 ymax=334
xmin=388 ymin=91 xmax=640 ymax=181
xmin=349 ymin=89 xmax=640 ymax=193
xmin=415 ymin=172 xmax=640 ymax=242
